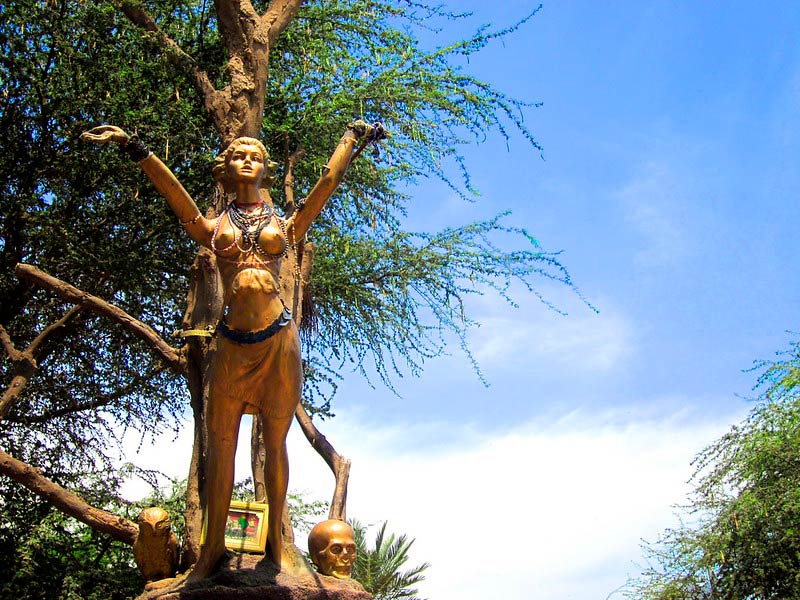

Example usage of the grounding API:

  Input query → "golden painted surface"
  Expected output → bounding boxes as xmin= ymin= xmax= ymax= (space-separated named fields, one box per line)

xmin=308 ymin=520 xmax=357 ymax=579
xmin=82 ymin=123 xmax=375 ymax=580
xmin=133 ymin=507 xmax=179 ymax=582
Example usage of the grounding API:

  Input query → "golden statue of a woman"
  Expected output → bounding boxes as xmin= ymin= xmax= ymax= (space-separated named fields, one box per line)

xmin=82 ymin=121 xmax=380 ymax=580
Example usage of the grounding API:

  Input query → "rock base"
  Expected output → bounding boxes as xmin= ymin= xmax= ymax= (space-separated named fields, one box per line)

xmin=137 ymin=550 xmax=371 ymax=600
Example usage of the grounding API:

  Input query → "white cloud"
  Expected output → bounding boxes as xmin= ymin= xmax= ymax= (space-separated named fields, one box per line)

xmin=119 ymin=417 xmax=254 ymax=501
xmin=461 ymin=289 xmax=634 ymax=375
xmin=471 ymin=308 xmax=633 ymax=373
xmin=120 ymin=405 xmax=743 ymax=600
xmin=290 ymin=408 xmax=743 ymax=600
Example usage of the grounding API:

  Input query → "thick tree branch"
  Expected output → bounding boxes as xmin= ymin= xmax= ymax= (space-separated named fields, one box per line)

xmin=0 ymin=373 xmax=34 ymax=421
xmin=263 ymin=0 xmax=305 ymax=45
xmin=113 ymin=0 xmax=227 ymax=128
xmin=213 ymin=0 xmax=273 ymax=139
xmin=0 ymin=446 xmax=138 ymax=544
xmin=0 ymin=306 xmax=86 ymax=420
xmin=0 ymin=324 xmax=19 ymax=361
xmin=15 ymin=264 xmax=185 ymax=375
xmin=215 ymin=0 xmax=256 ymax=55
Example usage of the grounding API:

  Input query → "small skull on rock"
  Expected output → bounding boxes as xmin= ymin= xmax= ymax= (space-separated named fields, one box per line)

xmin=308 ymin=519 xmax=357 ymax=579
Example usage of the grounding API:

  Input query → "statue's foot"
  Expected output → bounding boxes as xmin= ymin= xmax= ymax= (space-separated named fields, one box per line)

xmin=137 ymin=573 xmax=188 ymax=599
xmin=144 ymin=577 xmax=179 ymax=591
xmin=185 ymin=552 xmax=223 ymax=582
xmin=273 ymin=543 xmax=315 ymax=577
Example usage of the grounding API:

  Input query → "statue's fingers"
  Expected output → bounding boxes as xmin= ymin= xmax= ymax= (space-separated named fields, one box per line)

xmin=80 ymin=132 xmax=116 ymax=145
xmin=80 ymin=125 xmax=127 ymax=144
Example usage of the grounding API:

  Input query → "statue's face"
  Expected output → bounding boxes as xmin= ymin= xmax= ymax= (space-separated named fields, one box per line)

xmin=309 ymin=521 xmax=357 ymax=579
xmin=137 ymin=507 xmax=172 ymax=535
xmin=226 ymin=143 xmax=265 ymax=186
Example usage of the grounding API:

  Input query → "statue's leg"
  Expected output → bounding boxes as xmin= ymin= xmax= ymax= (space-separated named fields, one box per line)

xmin=261 ymin=414 xmax=294 ymax=569
xmin=260 ymin=323 xmax=303 ymax=570
xmin=188 ymin=390 xmax=243 ymax=581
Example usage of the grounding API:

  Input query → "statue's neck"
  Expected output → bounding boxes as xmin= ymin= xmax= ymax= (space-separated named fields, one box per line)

xmin=231 ymin=182 xmax=261 ymax=205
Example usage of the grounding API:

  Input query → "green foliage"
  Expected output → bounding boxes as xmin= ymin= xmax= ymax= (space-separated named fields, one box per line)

xmin=287 ymin=492 xmax=329 ymax=534
xmin=0 ymin=474 xmax=329 ymax=600
xmin=0 ymin=0 xmax=210 ymax=478
xmin=0 ymin=479 xmax=143 ymax=600
xmin=624 ymin=341 xmax=800 ymax=600
xmin=351 ymin=520 xmax=429 ymax=600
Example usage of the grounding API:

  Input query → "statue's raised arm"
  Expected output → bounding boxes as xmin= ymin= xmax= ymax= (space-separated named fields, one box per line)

xmin=81 ymin=125 xmax=215 ymax=248
xmin=289 ymin=120 xmax=386 ymax=241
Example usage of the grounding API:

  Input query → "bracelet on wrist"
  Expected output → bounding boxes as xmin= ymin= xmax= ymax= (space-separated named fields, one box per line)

xmin=180 ymin=214 xmax=202 ymax=226
xmin=124 ymin=135 xmax=152 ymax=162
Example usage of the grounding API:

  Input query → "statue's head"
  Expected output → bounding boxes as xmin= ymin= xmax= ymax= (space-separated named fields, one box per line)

xmin=213 ymin=137 xmax=278 ymax=192
xmin=308 ymin=519 xmax=357 ymax=579
xmin=136 ymin=507 xmax=173 ymax=538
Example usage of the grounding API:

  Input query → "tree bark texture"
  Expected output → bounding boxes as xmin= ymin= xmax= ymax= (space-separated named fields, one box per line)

xmin=179 ymin=247 xmax=223 ymax=566
xmin=118 ymin=0 xmax=305 ymax=143
xmin=294 ymin=405 xmax=351 ymax=522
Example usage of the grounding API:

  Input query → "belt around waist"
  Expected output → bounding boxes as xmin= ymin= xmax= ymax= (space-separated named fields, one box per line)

xmin=217 ymin=307 xmax=292 ymax=344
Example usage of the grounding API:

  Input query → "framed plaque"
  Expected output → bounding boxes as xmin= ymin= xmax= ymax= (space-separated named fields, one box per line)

xmin=202 ymin=500 xmax=269 ymax=553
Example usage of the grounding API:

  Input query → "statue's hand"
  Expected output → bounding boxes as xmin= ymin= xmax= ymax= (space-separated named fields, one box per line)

xmin=347 ymin=120 xmax=388 ymax=142
xmin=80 ymin=125 xmax=130 ymax=146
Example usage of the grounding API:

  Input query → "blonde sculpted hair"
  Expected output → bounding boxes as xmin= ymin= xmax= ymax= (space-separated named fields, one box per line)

xmin=213 ymin=137 xmax=279 ymax=191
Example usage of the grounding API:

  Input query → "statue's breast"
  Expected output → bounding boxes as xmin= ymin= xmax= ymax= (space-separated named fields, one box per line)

xmin=213 ymin=214 xmax=286 ymax=258
xmin=256 ymin=222 xmax=287 ymax=257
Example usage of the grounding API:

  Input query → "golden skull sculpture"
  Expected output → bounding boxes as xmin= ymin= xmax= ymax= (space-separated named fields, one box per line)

xmin=308 ymin=519 xmax=357 ymax=578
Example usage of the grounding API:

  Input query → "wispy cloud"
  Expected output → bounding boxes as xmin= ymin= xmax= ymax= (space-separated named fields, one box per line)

xmin=463 ymin=289 xmax=634 ymax=375
xmin=615 ymin=161 xmax=690 ymax=269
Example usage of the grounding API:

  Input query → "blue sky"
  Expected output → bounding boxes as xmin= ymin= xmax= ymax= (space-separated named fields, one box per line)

xmin=126 ymin=3 xmax=800 ymax=599
xmin=317 ymin=2 xmax=800 ymax=597
xmin=331 ymin=0 xmax=800 ymax=426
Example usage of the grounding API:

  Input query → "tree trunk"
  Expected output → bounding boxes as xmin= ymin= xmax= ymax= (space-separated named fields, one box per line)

xmin=179 ymin=247 xmax=224 ymax=566
xmin=116 ymin=0 xmax=359 ymax=563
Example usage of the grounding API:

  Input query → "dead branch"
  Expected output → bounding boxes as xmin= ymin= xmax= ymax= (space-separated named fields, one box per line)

xmin=294 ymin=404 xmax=351 ymax=521
xmin=14 ymin=264 xmax=185 ymax=375
xmin=0 ymin=446 xmax=138 ymax=544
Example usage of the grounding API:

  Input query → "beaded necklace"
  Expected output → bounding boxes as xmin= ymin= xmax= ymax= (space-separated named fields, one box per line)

xmin=211 ymin=201 xmax=288 ymax=263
